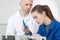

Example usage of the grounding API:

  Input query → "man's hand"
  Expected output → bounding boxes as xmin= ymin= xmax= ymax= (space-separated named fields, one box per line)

xmin=22 ymin=25 xmax=30 ymax=35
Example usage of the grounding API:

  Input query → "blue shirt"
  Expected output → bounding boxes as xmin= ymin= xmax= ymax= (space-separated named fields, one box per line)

xmin=37 ymin=19 xmax=60 ymax=40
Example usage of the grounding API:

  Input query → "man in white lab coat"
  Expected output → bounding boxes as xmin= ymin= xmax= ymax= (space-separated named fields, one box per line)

xmin=5 ymin=0 xmax=39 ymax=35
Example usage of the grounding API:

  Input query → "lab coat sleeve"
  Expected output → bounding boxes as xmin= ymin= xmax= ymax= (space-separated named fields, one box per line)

xmin=37 ymin=26 xmax=42 ymax=36
xmin=5 ymin=18 xmax=15 ymax=35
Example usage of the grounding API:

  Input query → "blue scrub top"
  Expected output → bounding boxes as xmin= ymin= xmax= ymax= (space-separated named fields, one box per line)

xmin=37 ymin=19 xmax=60 ymax=40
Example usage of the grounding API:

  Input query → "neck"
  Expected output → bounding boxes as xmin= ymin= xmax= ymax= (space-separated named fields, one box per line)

xmin=44 ymin=17 xmax=51 ymax=26
xmin=19 ymin=9 xmax=29 ymax=17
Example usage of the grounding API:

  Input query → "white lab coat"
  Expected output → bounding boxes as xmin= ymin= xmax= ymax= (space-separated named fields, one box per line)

xmin=5 ymin=11 xmax=39 ymax=36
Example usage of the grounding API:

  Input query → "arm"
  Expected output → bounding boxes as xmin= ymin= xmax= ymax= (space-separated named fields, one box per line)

xmin=53 ymin=28 xmax=60 ymax=40
xmin=5 ymin=18 xmax=15 ymax=35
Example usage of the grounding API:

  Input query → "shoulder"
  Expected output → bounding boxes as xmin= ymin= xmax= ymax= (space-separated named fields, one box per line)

xmin=54 ymin=19 xmax=60 ymax=27
xmin=8 ymin=12 xmax=19 ymax=22
xmin=53 ymin=19 xmax=60 ymax=33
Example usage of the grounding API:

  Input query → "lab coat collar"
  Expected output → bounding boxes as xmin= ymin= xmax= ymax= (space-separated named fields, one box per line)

xmin=40 ymin=19 xmax=56 ymax=36
xmin=46 ymin=19 xmax=56 ymax=37
xmin=48 ymin=19 xmax=56 ymax=30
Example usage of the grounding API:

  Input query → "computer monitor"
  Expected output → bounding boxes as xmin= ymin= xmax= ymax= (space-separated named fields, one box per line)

xmin=2 ymin=35 xmax=15 ymax=40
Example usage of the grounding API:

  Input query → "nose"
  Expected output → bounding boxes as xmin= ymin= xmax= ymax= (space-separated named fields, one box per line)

xmin=27 ymin=5 xmax=31 ymax=9
xmin=35 ymin=20 xmax=38 ymax=23
xmin=34 ymin=19 xmax=37 ymax=23
xmin=35 ymin=19 xmax=39 ymax=23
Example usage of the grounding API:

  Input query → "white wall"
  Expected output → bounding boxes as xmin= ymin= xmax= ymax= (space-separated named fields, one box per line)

xmin=0 ymin=0 xmax=20 ymax=40
xmin=0 ymin=0 xmax=20 ymax=24
xmin=0 ymin=0 xmax=60 ymax=40
xmin=55 ymin=0 xmax=60 ymax=21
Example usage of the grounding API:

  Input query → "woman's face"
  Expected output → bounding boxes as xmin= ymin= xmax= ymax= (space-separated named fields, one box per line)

xmin=32 ymin=11 xmax=45 ymax=25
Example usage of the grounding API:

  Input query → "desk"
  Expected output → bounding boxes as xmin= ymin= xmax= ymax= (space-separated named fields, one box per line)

xmin=2 ymin=35 xmax=46 ymax=40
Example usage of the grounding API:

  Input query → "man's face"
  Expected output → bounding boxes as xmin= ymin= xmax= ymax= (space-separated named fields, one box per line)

xmin=20 ymin=0 xmax=33 ymax=13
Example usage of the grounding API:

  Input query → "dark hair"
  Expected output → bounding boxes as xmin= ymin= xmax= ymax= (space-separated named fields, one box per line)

xmin=31 ymin=5 xmax=54 ymax=20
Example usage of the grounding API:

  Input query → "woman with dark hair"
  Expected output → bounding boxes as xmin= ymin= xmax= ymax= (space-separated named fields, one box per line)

xmin=31 ymin=5 xmax=60 ymax=40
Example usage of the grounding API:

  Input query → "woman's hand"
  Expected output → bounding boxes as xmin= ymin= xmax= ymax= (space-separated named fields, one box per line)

xmin=33 ymin=34 xmax=42 ymax=38
xmin=32 ymin=34 xmax=42 ymax=39
xmin=33 ymin=34 xmax=46 ymax=40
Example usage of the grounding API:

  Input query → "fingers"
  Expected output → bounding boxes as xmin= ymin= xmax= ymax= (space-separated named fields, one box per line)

xmin=33 ymin=34 xmax=39 ymax=37
xmin=32 ymin=34 xmax=42 ymax=38
xmin=25 ymin=28 xmax=30 ymax=33
xmin=22 ymin=26 xmax=25 ymax=32
xmin=22 ymin=25 xmax=29 ymax=33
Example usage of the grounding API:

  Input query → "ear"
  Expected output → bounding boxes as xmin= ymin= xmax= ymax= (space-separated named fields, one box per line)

xmin=42 ymin=11 xmax=46 ymax=17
